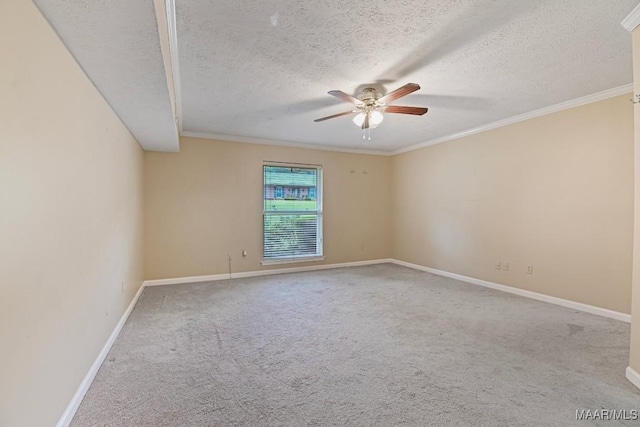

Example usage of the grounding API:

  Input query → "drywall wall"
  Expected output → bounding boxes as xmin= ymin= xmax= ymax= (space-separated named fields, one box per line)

xmin=0 ymin=1 xmax=145 ymax=426
xmin=144 ymin=137 xmax=391 ymax=279
xmin=630 ymin=28 xmax=640 ymax=376
xmin=391 ymin=94 xmax=633 ymax=314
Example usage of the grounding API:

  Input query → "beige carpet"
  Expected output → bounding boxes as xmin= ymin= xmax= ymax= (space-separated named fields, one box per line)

xmin=71 ymin=264 xmax=640 ymax=426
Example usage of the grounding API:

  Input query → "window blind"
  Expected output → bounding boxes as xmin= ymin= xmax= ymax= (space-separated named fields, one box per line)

xmin=263 ymin=164 xmax=322 ymax=260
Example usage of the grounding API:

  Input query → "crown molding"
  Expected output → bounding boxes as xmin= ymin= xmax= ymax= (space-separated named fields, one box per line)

xmin=184 ymin=84 xmax=632 ymax=157
xmin=181 ymin=131 xmax=391 ymax=155
xmin=622 ymin=3 xmax=640 ymax=32
xmin=391 ymin=83 xmax=633 ymax=155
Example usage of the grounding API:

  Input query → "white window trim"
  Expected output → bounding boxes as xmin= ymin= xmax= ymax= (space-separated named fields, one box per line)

xmin=261 ymin=255 xmax=325 ymax=266
xmin=262 ymin=162 xmax=323 ymax=264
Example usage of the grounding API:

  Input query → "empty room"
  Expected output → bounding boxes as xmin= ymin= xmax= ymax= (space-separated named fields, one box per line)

xmin=4 ymin=0 xmax=640 ymax=426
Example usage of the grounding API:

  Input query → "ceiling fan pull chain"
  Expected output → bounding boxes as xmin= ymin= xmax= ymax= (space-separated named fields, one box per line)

xmin=315 ymin=84 xmax=427 ymax=143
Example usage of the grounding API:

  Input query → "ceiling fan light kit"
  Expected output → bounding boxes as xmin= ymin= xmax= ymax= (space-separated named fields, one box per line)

xmin=353 ymin=110 xmax=383 ymax=129
xmin=314 ymin=83 xmax=429 ymax=141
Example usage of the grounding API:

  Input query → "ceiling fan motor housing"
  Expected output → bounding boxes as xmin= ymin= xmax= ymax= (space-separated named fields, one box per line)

xmin=357 ymin=88 xmax=385 ymax=115
xmin=314 ymin=83 xmax=426 ymax=127
xmin=358 ymin=87 xmax=382 ymax=103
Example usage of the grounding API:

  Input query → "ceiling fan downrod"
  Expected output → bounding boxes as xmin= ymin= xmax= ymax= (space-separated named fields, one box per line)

xmin=314 ymin=83 xmax=428 ymax=140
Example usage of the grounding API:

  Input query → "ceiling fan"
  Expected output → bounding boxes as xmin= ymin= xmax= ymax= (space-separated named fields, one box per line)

xmin=314 ymin=83 xmax=428 ymax=133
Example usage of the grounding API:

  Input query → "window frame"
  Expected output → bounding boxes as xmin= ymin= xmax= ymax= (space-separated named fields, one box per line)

xmin=261 ymin=162 xmax=324 ymax=265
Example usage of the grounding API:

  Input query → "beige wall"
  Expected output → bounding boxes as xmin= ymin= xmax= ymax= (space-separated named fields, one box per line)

xmin=630 ymin=28 xmax=640 ymax=374
xmin=144 ymin=137 xmax=392 ymax=279
xmin=2 ymin=2 xmax=633 ymax=422
xmin=0 ymin=1 xmax=145 ymax=426
xmin=391 ymin=94 xmax=634 ymax=314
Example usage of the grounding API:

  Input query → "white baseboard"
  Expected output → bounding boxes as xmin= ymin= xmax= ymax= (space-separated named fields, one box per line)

xmin=143 ymin=258 xmax=394 ymax=287
xmin=390 ymin=259 xmax=631 ymax=323
xmin=58 ymin=257 xmax=632 ymax=426
xmin=57 ymin=258 xmax=391 ymax=425
xmin=144 ymin=272 xmax=231 ymax=286
xmin=626 ymin=366 xmax=640 ymax=390
xmin=56 ymin=283 xmax=146 ymax=427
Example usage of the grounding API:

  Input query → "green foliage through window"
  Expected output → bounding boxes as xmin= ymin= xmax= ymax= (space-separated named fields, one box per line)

xmin=263 ymin=165 xmax=322 ymax=259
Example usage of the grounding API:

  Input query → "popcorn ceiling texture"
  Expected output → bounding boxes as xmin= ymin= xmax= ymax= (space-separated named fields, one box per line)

xmin=33 ymin=0 xmax=636 ymax=152
xmin=70 ymin=265 xmax=639 ymax=426
xmin=176 ymin=0 xmax=636 ymax=151
xmin=33 ymin=0 xmax=178 ymax=151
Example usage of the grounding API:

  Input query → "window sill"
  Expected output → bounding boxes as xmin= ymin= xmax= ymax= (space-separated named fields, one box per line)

xmin=261 ymin=256 xmax=325 ymax=266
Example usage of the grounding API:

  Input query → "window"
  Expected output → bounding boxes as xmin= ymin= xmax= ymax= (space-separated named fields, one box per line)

xmin=263 ymin=164 xmax=323 ymax=263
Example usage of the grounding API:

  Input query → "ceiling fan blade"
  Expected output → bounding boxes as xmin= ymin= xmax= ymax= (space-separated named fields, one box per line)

xmin=313 ymin=110 xmax=354 ymax=122
xmin=378 ymin=83 xmax=421 ymax=104
xmin=362 ymin=113 xmax=369 ymax=129
xmin=328 ymin=90 xmax=363 ymax=105
xmin=384 ymin=106 xmax=428 ymax=115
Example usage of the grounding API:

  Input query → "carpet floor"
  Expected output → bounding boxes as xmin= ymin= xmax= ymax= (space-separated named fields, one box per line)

xmin=71 ymin=264 xmax=640 ymax=426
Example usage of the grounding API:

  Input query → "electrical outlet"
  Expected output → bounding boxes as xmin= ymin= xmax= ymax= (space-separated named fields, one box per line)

xmin=495 ymin=261 xmax=501 ymax=270
xmin=502 ymin=262 xmax=509 ymax=271
xmin=526 ymin=265 xmax=533 ymax=274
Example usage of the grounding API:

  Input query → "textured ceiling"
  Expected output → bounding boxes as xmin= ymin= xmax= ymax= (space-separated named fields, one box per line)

xmin=33 ymin=0 xmax=636 ymax=153
xmin=33 ymin=0 xmax=179 ymax=151
xmin=177 ymin=0 xmax=636 ymax=152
